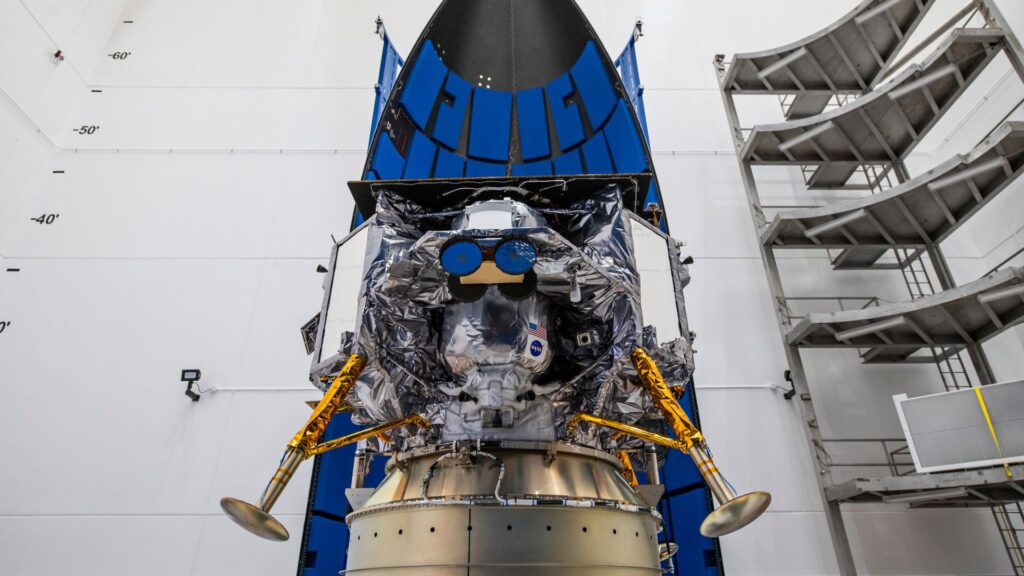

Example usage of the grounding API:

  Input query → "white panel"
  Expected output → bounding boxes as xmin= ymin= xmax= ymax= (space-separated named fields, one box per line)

xmin=718 ymin=511 xmax=840 ymax=576
xmin=845 ymin=505 xmax=1013 ymax=575
xmin=685 ymin=258 xmax=788 ymax=389
xmin=0 ymin=1 xmax=84 ymax=136
xmin=0 ymin=259 xmax=288 ymax=514
xmin=696 ymin=388 xmax=824 ymax=513
xmin=65 ymin=87 xmax=374 ymax=151
xmin=8 ymin=152 xmax=282 ymax=258
xmin=5 ymin=150 xmax=365 ymax=260
xmin=630 ymin=218 xmax=682 ymax=342
xmin=21 ymin=0 xmax=96 ymax=47
xmin=896 ymin=379 xmax=1024 ymax=473
xmin=0 ymin=107 xmax=53 ymax=254
xmin=984 ymin=322 xmax=1024 ymax=381
xmin=660 ymin=155 xmax=751 ymax=256
xmin=320 ymin=226 xmax=370 ymax=363
xmin=191 ymin=514 xmax=306 ymax=576
xmin=263 ymin=152 xmax=363 ymax=258
xmin=58 ymin=0 xmax=132 ymax=81
xmin=234 ymin=259 xmax=329 ymax=389
xmin=0 ymin=516 xmax=205 ymax=576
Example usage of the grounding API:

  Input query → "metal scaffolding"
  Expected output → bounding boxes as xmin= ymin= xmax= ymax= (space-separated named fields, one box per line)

xmin=715 ymin=1 xmax=1024 ymax=573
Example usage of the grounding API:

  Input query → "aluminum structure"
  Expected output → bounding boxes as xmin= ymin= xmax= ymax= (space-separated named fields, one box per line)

xmin=715 ymin=1 xmax=1024 ymax=573
xmin=762 ymin=122 xmax=1024 ymax=261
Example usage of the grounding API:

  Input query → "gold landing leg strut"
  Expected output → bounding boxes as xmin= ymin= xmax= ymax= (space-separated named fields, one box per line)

xmin=568 ymin=348 xmax=771 ymax=537
xmin=219 ymin=354 xmax=431 ymax=541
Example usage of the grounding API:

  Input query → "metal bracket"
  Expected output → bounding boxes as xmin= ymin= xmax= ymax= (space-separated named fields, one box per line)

xmin=545 ymin=441 xmax=559 ymax=465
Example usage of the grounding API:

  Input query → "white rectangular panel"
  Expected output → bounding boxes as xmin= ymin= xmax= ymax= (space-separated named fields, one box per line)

xmin=895 ymin=378 xmax=1024 ymax=473
xmin=317 ymin=225 xmax=370 ymax=363
xmin=628 ymin=214 xmax=683 ymax=343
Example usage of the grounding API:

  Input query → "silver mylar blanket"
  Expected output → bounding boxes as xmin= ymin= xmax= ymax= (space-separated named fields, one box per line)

xmin=310 ymin=184 xmax=695 ymax=452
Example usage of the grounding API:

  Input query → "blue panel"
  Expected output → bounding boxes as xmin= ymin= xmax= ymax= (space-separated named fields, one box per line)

xmin=511 ymin=159 xmax=552 ymax=176
xmin=434 ymin=148 xmax=465 ymax=177
xmin=515 ymin=87 xmax=550 ymax=161
xmin=302 ymin=516 xmax=348 ymax=576
xmin=466 ymin=159 xmax=506 ymax=177
xmin=604 ymin=99 xmax=648 ymax=172
xmin=468 ymin=88 xmax=512 ymax=161
xmin=581 ymin=131 xmax=614 ymax=174
xmin=403 ymin=132 xmax=437 ymax=179
xmin=553 ymin=148 xmax=583 ymax=175
xmin=662 ymin=482 xmax=721 ymax=576
xmin=369 ymin=29 xmax=404 ymax=146
xmin=370 ymin=133 xmax=405 ymax=180
xmin=433 ymin=72 xmax=472 ymax=149
xmin=545 ymin=73 xmax=584 ymax=151
xmin=614 ymin=35 xmax=651 ymax=143
xmin=570 ymin=41 xmax=617 ymax=129
xmin=399 ymin=41 xmax=447 ymax=130
xmin=300 ymin=417 xmax=359 ymax=576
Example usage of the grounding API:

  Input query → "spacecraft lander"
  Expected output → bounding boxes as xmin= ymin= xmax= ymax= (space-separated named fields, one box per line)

xmin=221 ymin=1 xmax=769 ymax=573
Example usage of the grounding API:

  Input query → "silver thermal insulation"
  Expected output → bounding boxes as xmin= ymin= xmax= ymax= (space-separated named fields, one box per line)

xmin=321 ymin=185 xmax=694 ymax=451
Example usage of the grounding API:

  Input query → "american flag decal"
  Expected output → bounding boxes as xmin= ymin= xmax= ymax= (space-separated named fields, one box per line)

xmin=527 ymin=322 xmax=547 ymax=340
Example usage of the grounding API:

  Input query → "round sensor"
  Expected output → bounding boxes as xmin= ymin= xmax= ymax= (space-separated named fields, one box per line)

xmin=494 ymin=239 xmax=537 ymax=275
xmin=440 ymin=239 xmax=483 ymax=276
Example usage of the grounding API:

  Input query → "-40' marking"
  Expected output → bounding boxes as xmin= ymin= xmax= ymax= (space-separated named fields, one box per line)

xmin=31 ymin=214 xmax=60 ymax=225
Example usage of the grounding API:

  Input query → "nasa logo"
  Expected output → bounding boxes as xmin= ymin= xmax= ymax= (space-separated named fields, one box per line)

xmin=530 ymin=340 xmax=543 ymax=357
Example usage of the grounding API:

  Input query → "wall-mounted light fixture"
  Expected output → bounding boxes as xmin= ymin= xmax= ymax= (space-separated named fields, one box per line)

xmin=182 ymin=369 xmax=202 ymax=401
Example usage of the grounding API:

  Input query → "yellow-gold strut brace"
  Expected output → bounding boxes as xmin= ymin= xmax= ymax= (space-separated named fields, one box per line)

xmin=617 ymin=450 xmax=639 ymax=488
xmin=220 ymin=354 xmax=431 ymax=541
xmin=569 ymin=348 xmax=771 ymax=537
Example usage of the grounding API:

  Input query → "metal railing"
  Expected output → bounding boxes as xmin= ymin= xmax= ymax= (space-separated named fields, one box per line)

xmin=818 ymin=438 xmax=916 ymax=479
xmin=994 ymin=502 xmax=1024 ymax=576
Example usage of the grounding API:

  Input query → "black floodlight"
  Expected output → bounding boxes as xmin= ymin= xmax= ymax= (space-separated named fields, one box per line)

xmin=181 ymin=369 xmax=202 ymax=402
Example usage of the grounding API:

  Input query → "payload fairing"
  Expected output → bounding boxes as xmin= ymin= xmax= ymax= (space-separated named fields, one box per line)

xmin=221 ymin=1 xmax=769 ymax=573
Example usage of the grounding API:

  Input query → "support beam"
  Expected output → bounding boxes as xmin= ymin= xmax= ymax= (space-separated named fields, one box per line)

xmin=716 ymin=75 xmax=858 ymax=576
xmin=926 ymin=242 xmax=998 ymax=385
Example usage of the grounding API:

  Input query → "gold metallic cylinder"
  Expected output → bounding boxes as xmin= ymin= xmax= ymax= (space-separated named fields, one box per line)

xmin=688 ymin=445 xmax=735 ymax=505
xmin=258 ymin=446 xmax=305 ymax=511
